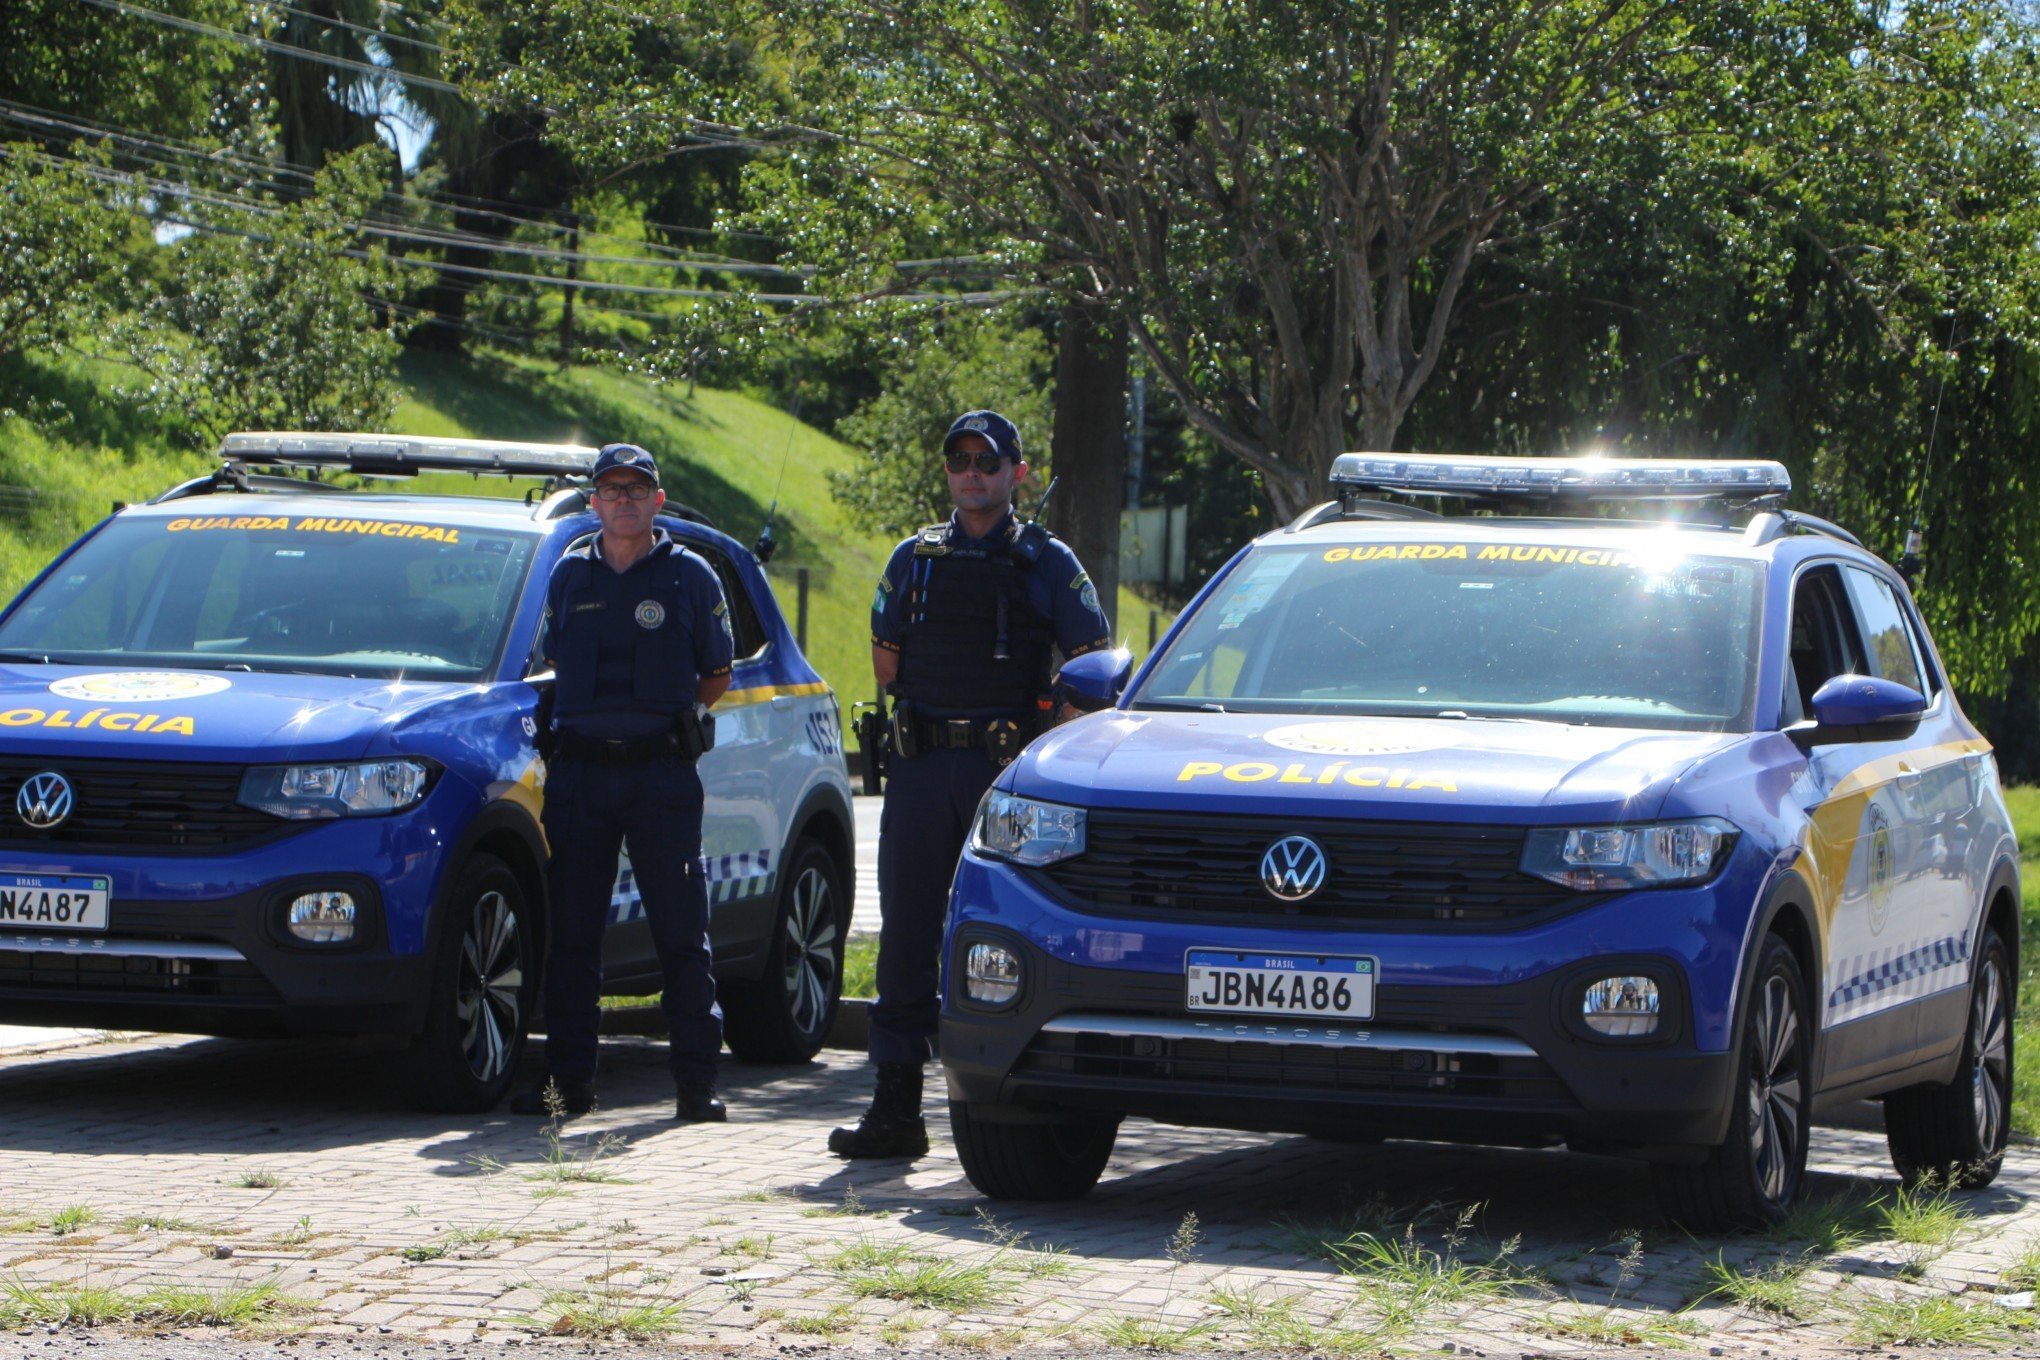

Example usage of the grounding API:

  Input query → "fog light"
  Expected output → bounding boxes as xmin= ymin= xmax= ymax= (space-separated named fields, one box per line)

xmin=287 ymin=891 xmax=357 ymax=943
xmin=965 ymin=942 xmax=1022 ymax=1006
xmin=1582 ymin=975 xmax=1660 ymax=1035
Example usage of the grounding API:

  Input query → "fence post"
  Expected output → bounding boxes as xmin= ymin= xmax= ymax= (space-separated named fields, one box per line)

xmin=1148 ymin=609 xmax=1158 ymax=653
xmin=796 ymin=567 xmax=811 ymax=652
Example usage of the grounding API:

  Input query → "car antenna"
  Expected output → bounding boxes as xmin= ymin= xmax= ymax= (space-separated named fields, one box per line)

xmin=1898 ymin=314 xmax=1958 ymax=587
xmin=753 ymin=389 xmax=800 ymax=565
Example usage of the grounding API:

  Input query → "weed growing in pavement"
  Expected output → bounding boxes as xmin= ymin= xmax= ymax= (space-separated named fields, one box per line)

xmin=275 ymin=1215 xmax=313 ymax=1247
xmin=839 ymin=1255 xmax=1006 ymax=1310
xmin=1272 ymin=1196 xmax=1407 ymax=1261
xmin=801 ymin=1186 xmax=886 ymax=1218
xmin=1762 ymin=1187 xmax=1882 ymax=1253
xmin=138 ymin=1281 xmax=311 ymax=1330
xmin=1879 ymin=1176 xmax=1976 ymax=1280
xmin=229 ymin=1168 xmax=284 ymax=1189
xmin=782 ymin=1302 xmax=858 ymax=1336
xmin=46 ymin=1204 xmax=97 ymax=1236
xmin=119 ymin=1213 xmax=207 ymax=1235
xmin=523 ymin=1284 xmax=686 ymax=1340
xmin=720 ymin=1233 xmax=777 ymax=1266
xmin=1328 ymin=1204 xmax=1527 ymax=1336
xmin=2003 ymin=1241 xmax=2040 ymax=1291
xmin=1093 ymin=1313 xmax=1218 ymax=1350
xmin=1843 ymin=1291 xmax=2031 ymax=1347
xmin=730 ymin=1187 xmax=789 ymax=1203
xmin=879 ymin=1317 xmax=920 ymax=1344
xmin=0 ymin=1275 xmax=308 ymax=1331
xmin=972 ymin=1207 xmax=1075 ymax=1279
xmin=1701 ymin=1251 xmax=1823 ymax=1320
xmin=1205 ymin=1290 xmax=1389 ymax=1355
xmin=1540 ymin=1306 xmax=1704 ymax=1348
xmin=402 ymin=1243 xmax=447 ymax=1263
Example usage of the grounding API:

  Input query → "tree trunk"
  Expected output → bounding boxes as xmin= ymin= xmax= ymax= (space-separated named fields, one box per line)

xmin=1050 ymin=303 xmax=1128 ymax=637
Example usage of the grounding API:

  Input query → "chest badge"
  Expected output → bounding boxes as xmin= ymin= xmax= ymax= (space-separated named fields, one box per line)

xmin=635 ymin=600 xmax=667 ymax=630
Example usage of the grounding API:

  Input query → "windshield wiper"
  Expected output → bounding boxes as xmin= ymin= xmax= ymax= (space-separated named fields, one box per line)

xmin=1135 ymin=699 xmax=1230 ymax=713
xmin=0 ymin=650 xmax=57 ymax=664
xmin=1433 ymin=710 xmax=1566 ymax=725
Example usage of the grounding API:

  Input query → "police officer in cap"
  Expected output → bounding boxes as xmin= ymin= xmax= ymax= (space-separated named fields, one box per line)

xmin=830 ymin=410 xmax=1112 ymax=1159
xmin=513 ymin=442 xmax=735 ymax=1122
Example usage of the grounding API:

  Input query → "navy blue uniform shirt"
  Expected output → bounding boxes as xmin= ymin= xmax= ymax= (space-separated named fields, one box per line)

xmin=542 ymin=529 xmax=735 ymax=739
xmin=871 ymin=510 xmax=1111 ymax=718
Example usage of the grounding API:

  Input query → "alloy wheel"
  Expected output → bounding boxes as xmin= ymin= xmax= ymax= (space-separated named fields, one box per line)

xmin=1971 ymin=957 xmax=2010 ymax=1155
xmin=1748 ymin=971 xmax=1805 ymax=1204
xmin=458 ymin=889 xmax=524 ymax=1082
xmin=779 ymin=864 xmax=839 ymax=1038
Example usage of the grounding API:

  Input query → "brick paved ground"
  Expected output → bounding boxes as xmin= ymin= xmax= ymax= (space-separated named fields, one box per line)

xmin=0 ymin=1030 xmax=2034 ymax=1355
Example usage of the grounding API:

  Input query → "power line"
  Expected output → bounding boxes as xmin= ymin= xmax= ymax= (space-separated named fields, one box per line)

xmin=73 ymin=0 xmax=461 ymax=93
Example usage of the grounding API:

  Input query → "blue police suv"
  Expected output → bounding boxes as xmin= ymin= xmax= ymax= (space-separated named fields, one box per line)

xmin=0 ymin=434 xmax=854 ymax=1110
xmin=944 ymin=453 xmax=2018 ymax=1229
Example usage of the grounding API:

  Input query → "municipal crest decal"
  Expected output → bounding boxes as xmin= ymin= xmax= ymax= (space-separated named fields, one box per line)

xmin=635 ymin=600 xmax=667 ymax=629
xmin=1071 ymin=571 xmax=1099 ymax=615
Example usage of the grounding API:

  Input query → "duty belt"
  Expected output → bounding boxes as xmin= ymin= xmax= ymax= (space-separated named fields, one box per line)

xmin=554 ymin=731 xmax=691 ymax=766
xmin=890 ymin=709 xmax=1038 ymax=767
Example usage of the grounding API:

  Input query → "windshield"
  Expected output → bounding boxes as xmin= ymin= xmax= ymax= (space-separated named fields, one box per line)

xmin=1136 ymin=539 xmax=1763 ymax=731
xmin=0 ymin=511 xmax=539 ymax=682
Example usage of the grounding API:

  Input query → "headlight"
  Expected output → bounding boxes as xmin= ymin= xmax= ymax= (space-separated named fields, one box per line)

xmin=971 ymin=790 xmax=1086 ymax=866
xmin=239 ymin=760 xmax=434 ymax=820
xmin=1521 ymin=817 xmax=1738 ymax=891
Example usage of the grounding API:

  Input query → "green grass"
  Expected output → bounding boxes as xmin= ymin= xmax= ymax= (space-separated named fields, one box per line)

xmin=1843 ymin=1293 xmax=2030 ymax=1347
xmin=2004 ymin=783 xmax=2039 ymax=1139
xmin=845 ymin=934 xmax=877 ymax=998
xmin=1701 ymin=1252 xmax=1822 ymax=1320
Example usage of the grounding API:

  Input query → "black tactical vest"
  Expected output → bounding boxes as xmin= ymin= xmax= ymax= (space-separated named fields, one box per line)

xmin=551 ymin=536 xmax=696 ymax=721
xmin=893 ymin=523 xmax=1055 ymax=714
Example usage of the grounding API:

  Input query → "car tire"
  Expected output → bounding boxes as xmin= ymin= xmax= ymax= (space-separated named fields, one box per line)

xmin=951 ymin=1102 xmax=1120 ymax=1201
xmin=1653 ymin=934 xmax=1811 ymax=1231
xmin=1884 ymin=926 xmax=2013 ymax=1189
xmin=402 ymin=853 xmax=534 ymax=1112
xmin=720 ymin=837 xmax=846 ymax=1064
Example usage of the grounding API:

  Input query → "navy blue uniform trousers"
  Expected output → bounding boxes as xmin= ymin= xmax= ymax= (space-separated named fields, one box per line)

xmin=870 ymin=744 xmax=1001 ymax=1065
xmin=541 ymin=754 xmax=722 ymax=1088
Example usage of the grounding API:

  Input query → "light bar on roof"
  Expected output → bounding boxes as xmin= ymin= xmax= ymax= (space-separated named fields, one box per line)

xmin=1330 ymin=452 xmax=1790 ymax=502
xmin=218 ymin=432 xmax=599 ymax=478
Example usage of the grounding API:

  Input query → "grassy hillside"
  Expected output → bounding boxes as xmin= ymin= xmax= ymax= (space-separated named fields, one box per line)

xmin=0 ymin=347 xmax=1164 ymax=706
xmin=2004 ymin=784 xmax=2038 ymax=1138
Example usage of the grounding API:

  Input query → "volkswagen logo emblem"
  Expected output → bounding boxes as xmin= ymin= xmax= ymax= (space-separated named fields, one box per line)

xmin=16 ymin=771 xmax=74 ymax=830
xmin=1260 ymin=835 xmax=1327 ymax=902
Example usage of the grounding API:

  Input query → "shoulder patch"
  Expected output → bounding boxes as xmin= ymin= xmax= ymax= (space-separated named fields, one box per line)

xmin=1070 ymin=570 xmax=1100 ymax=615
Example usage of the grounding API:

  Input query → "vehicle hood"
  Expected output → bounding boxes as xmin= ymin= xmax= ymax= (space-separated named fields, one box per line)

xmin=0 ymin=664 xmax=476 ymax=764
xmin=1013 ymin=712 xmax=1749 ymax=825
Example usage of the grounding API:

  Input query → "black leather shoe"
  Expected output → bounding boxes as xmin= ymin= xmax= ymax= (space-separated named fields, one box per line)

xmin=675 ymin=1087 xmax=727 ymax=1123
xmin=510 ymin=1078 xmax=596 ymax=1117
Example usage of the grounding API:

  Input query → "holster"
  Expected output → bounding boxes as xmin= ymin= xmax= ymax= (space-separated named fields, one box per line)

xmin=672 ymin=707 xmax=716 ymax=759
xmin=853 ymin=704 xmax=888 ymax=794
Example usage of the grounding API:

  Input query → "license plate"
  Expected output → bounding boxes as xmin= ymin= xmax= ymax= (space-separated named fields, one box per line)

xmin=1185 ymin=949 xmax=1376 ymax=1020
xmin=0 ymin=874 xmax=111 ymax=931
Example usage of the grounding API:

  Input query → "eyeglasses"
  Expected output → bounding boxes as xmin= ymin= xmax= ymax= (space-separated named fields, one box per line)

xmin=944 ymin=451 xmax=1009 ymax=475
xmin=592 ymin=481 xmax=656 ymax=502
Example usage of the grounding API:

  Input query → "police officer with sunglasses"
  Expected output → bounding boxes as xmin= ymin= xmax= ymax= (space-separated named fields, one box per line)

xmin=512 ymin=442 xmax=735 ymax=1123
xmin=830 ymin=411 xmax=1112 ymax=1159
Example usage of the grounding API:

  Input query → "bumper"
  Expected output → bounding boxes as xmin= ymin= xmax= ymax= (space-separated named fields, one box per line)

xmin=939 ymin=849 xmax=1762 ymax=1157
xmin=0 ymin=803 xmax=462 ymax=1038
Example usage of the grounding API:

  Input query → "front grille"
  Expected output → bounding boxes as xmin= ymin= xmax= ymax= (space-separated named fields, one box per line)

xmin=0 ymin=949 xmax=276 ymax=1001
xmin=0 ymin=757 xmax=292 ymax=854
xmin=1032 ymin=811 xmax=1597 ymax=929
xmin=1016 ymin=1027 xmax=1564 ymax=1102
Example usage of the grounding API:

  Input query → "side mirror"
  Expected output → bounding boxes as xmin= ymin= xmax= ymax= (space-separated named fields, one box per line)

xmin=1790 ymin=673 xmax=1925 ymax=748
xmin=1054 ymin=647 xmax=1134 ymax=714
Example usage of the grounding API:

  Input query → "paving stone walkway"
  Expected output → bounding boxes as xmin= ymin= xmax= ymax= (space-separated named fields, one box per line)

xmin=0 ymin=1031 xmax=2034 ymax=1355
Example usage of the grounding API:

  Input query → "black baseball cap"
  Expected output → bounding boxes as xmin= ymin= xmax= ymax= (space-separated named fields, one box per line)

xmin=591 ymin=442 xmax=659 ymax=484
xmin=942 ymin=410 xmax=1023 ymax=463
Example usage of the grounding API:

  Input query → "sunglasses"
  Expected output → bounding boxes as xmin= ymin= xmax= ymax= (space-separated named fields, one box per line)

xmin=944 ymin=451 xmax=1010 ymax=475
xmin=592 ymin=481 xmax=656 ymax=502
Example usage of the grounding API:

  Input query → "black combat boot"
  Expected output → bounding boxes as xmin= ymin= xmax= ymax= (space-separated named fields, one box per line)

xmin=827 ymin=1062 xmax=929 ymax=1159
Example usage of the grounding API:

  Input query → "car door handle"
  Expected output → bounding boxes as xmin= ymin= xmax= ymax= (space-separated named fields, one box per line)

xmin=771 ymin=695 xmax=794 ymax=710
xmin=1894 ymin=759 xmax=1922 ymax=787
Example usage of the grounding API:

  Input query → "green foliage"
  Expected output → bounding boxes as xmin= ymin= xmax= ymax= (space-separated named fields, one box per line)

xmin=119 ymin=144 xmax=408 ymax=445
xmin=0 ymin=0 xmax=245 ymax=142
xmin=0 ymin=144 xmax=137 ymax=364
xmin=831 ymin=316 xmax=1052 ymax=540
xmin=2002 ymin=783 xmax=2040 ymax=1139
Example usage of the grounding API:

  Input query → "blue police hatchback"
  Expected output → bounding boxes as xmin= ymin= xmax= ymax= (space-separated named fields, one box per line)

xmin=942 ymin=453 xmax=2018 ymax=1229
xmin=0 ymin=434 xmax=854 ymax=1110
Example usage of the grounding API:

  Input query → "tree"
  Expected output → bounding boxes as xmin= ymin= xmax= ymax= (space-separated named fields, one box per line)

xmin=0 ymin=0 xmax=243 ymax=143
xmin=0 ymin=144 xmax=137 ymax=364
xmin=122 ymin=145 xmax=410 ymax=444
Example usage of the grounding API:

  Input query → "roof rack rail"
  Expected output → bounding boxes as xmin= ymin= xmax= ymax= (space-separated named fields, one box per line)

xmin=1329 ymin=451 xmax=1791 ymax=506
xmin=1743 ymin=509 xmax=1864 ymax=549
xmin=1286 ymin=497 xmax=1444 ymax=532
xmin=218 ymin=432 xmax=599 ymax=479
